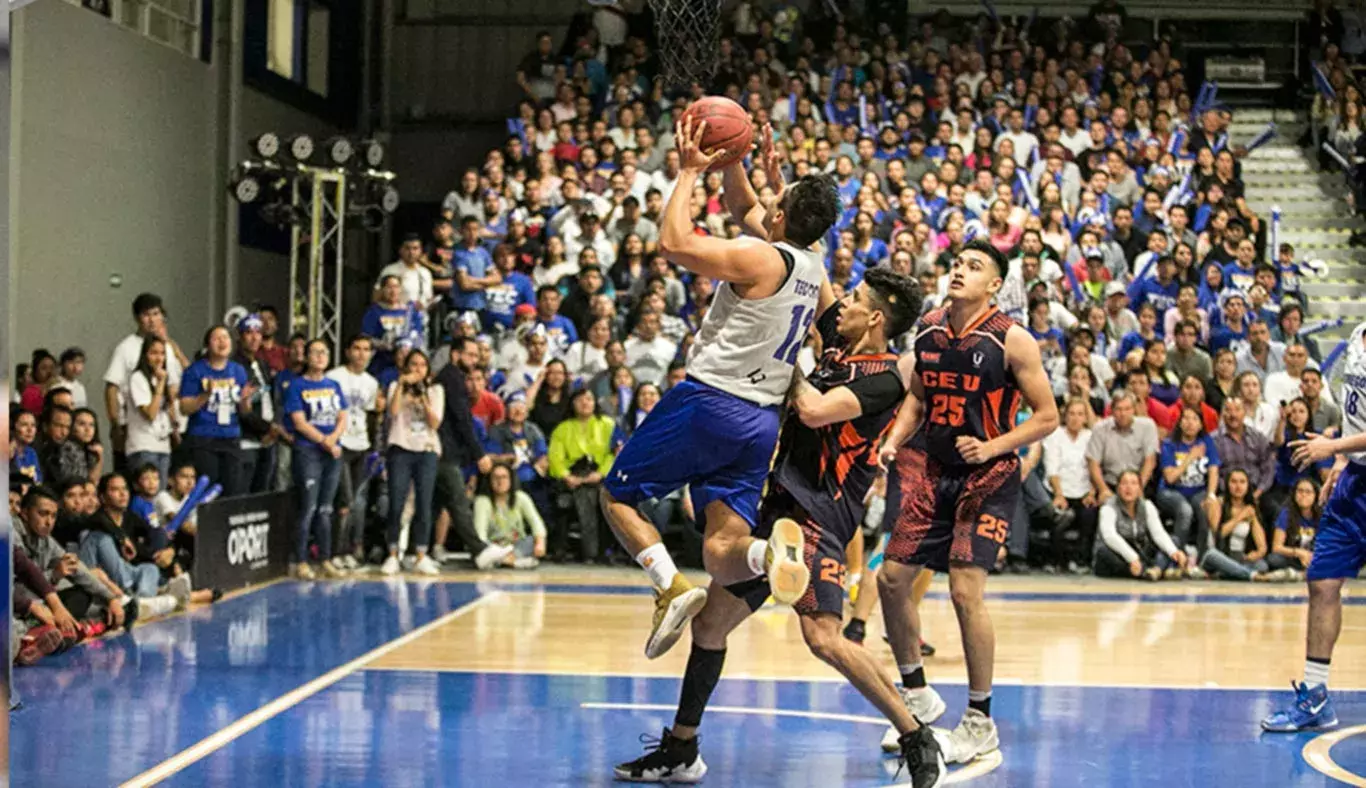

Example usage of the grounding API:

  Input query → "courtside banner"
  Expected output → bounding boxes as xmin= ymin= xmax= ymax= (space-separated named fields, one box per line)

xmin=193 ymin=492 xmax=292 ymax=590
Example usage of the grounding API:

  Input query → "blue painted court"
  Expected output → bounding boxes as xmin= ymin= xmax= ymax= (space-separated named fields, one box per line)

xmin=11 ymin=578 xmax=1366 ymax=786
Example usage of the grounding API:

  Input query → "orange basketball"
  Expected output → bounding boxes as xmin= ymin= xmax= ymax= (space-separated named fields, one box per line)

xmin=680 ymin=96 xmax=754 ymax=171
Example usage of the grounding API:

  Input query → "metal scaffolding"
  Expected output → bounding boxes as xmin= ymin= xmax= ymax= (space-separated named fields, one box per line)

xmin=288 ymin=167 xmax=347 ymax=353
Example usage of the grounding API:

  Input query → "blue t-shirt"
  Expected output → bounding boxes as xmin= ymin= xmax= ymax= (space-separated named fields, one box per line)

xmin=539 ymin=315 xmax=579 ymax=357
xmin=452 ymin=245 xmax=494 ymax=311
xmin=362 ymin=304 xmax=421 ymax=374
xmin=1274 ymin=430 xmax=1332 ymax=488
xmin=1158 ymin=435 xmax=1220 ymax=497
xmin=1222 ymin=261 xmax=1257 ymax=293
xmin=1274 ymin=508 xmax=1319 ymax=550
xmin=182 ymin=359 xmax=250 ymax=440
xmin=11 ymin=445 xmax=41 ymax=483
xmin=493 ymin=424 xmax=548 ymax=484
xmin=1116 ymin=330 xmax=1154 ymax=362
xmin=852 ymin=238 xmax=889 ymax=269
xmin=130 ymin=494 xmax=159 ymax=530
xmin=1128 ymin=277 xmax=1179 ymax=320
xmin=484 ymin=271 xmax=537 ymax=329
xmin=284 ymin=375 xmax=349 ymax=450
xmin=1209 ymin=322 xmax=1248 ymax=355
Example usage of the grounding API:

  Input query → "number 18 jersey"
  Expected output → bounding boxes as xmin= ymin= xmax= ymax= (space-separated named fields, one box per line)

xmin=686 ymin=241 xmax=825 ymax=407
xmin=1337 ymin=321 xmax=1366 ymax=466
xmin=909 ymin=304 xmax=1021 ymax=466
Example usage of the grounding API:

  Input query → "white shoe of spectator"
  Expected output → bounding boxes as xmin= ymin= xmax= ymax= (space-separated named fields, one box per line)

xmin=414 ymin=555 xmax=442 ymax=576
xmin=380 ymin=555 xmax=401 ymax=576
xmin=432 ymin=545 xmax=454 ymax=563
xmin=401 ymin=555 xmax=417 ymax=572
xmin=140 ymin=594 xmax=178 ymax=617
xmin=511 ymin=557 xmax=540 ymax=570
xmin=339 ymin=555 xmax=360 ymax=571
xmin=320 ymin=559 xmax=348 ymax=579
xmin=475 ymin=544 xmax=515 ymax=570
xmin=166 ymin=574 xmax=193 ymax=610
xmin=1187 ymin=566 xmax=1208 ymax=580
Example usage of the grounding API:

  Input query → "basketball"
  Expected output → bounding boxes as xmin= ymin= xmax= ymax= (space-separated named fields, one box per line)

xmin=680 ymin=96 xmax=754 ymax=171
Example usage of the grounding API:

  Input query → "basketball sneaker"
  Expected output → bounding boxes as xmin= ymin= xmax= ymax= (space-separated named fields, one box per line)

xmin=938 ymin=708 xmax=999 ymax=764
xmin=766 ymin=518 xmax=810 ymax=605
xmin=613 ymin=728 xmax=708 ymax=783
xmin=897 ymin=725 xmax=947 ymax=788
xmin=645 ymin=576 xmax=708 ymax=660
xmin=882 ymin=686 xmax=947 ymax=752
xmin=1261 ymin=682 xmax=1339 ymax=732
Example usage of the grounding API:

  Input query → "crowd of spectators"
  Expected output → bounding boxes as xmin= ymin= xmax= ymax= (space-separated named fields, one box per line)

xmin=10 ymin=0 xmax=1348 ymax=665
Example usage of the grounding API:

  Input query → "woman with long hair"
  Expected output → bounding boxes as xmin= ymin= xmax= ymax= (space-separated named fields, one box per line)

xmin=852 ymin=211 xmax=889 ymax=268
xmin=1205 ymin=349 xmax=1239 ymax=414
xmin=1268 ymin=397 xmax=1333 ymax=517
xmin=1200 ymin=469 xmax=1273 ymax=581
xmin=965 ymin=125 xmax=996 ymax=172
xmin=547 ymin=387 xmax=616 ymax=562
xmin=1094 ymin=469 xmax=1188 ymax=580
xmin=1268 ymin=477 xmax=1319 ymax=578
xmin=382 ymin=349 xmax=445 ymax=576
xmin=1236 ymin=372 xmax=1279 ymax=440
xmin=609 ymin=233 xmax=649 ymax=295
xmin=528 ymin=359 xmax=573 ymax=436
xmin=473 ymin=463 xmax=547 ymax=569
xmin=69 ymin=409 xmax=105 ymax=486
xmin=19 ymin=350 xmax=56 ymax=415
xmin=986 ymin=199 xmax=1023 ymax=255
xmin=1040 ymin=202 xmax=1072 ymax=258
xmin=1155 ymin=406 xmax=1220 ymax=566
xmin=533 ymin=235 xmax=577 ymax=288
xmin=125 ymin=336 xmax=177 ymax=485
xmin=611 ymin=382 xmax=662 ymax=454
xmin=178 ymin=325 xmax=253 ymax=496
xmin=1142 ymin=339 xmax=1181 ymax=406
xmin=285 ymin=339 xmax=350 ymax=580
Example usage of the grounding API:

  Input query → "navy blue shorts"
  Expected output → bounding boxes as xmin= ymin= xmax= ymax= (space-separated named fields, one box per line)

xmin=1309 ymin=462 xmax=1366 ymax=582
xmin=603 ymin=377 xmax=781 ymax=531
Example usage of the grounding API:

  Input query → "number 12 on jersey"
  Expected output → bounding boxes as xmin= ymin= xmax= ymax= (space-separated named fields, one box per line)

xmin=773 ymin=305 xmax=816 ymax=365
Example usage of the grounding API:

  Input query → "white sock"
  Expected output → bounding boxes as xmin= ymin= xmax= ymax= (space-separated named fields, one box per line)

xmin=746 ymin=540 xmax=769 ymax=576
xmin=1305 ymin=659 xmax=1330 ymax=689
xmin=635 ymin=543 xmax=679 ymax=590
xmin=968 ymin=689 xmax=992 ymax=702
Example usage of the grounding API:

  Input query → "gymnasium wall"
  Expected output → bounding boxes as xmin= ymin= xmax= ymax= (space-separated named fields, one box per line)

xmin=9 ymin=0 xmax=215 ymax=373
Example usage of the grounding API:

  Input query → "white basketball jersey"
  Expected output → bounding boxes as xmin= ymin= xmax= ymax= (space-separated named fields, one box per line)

xmin=1337 ymin=321 xmax=1366 ymax=465
xmin=686 ymin=241 xmax=826 ymax=407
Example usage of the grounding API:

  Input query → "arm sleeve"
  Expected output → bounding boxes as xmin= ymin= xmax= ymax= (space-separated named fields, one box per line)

xmin=14 ymin=546 xmax=55 ymax=598
xmin=473 ymin=496 xmax=492 ymax=543
xmin=517 ymin=490 xmax=547 ymax=539
xmin=1274 ymin=509 xmax=1289 ymax=532
xmin=130 ymin=373 xmax=153 ymax=409
xmin=441 ymin=372 xmax=484 ymax=464
xmin=1143 ymin=500 xmax=1181 ymax=556
xmin=1097 ymin=505 xmax=1140 ymax=564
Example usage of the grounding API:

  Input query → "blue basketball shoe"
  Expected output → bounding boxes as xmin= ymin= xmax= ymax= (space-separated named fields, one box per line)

xmin=1261 ymin=682 xmax=1340 ymax=732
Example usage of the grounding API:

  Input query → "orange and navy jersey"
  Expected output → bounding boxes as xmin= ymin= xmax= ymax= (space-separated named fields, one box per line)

xmin=909 ymin=305 xmax=1021 ymax=467
xmin=772 ymin=303 xmax=905 ymax=535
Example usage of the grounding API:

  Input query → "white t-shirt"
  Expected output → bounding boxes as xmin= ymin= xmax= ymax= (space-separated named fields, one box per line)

xmin=564 ymin=342 xmax=608 ymax=382
xmin=154 ymin=490 xmax=194 ymax=532
xmin=53 ymin=377 xmax=88 ymax=409
xmin=376 ymin=261 xmax=433 ymax=308
xmin=327 ymin=365 xmax=381 ymax=452
xmin=386 ymin=381 xmax=444 ymax=455
xmin=125 ymin=369 xmax=176 ymax=454
xmin=104 ymin=333 xmax=184 ymax=426
xmin=1042 ymin=427 xmax=1094 ymax=499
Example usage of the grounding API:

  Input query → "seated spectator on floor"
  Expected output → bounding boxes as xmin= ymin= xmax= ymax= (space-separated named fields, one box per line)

xmin=1155 ymin=406 xmax=1221 ymax=556
xmin=1094 ymin=469 xmax=1188 ymax=580
xmin=1268 ymin=477 xmax=1319 ymax=577
xmin=14 ymin=486 xmax=127 ymax=632
xmin=1086 ymin=391 xmax=1159 ymax=505
xmin=78 ymin=474 xmax=185 ymax=615
xmin=13 ymin=543 xmax=81 ymax=664
xmin=1200 ymin=469 xmax=1273 ymax=581
xmin=1267 ymin=397 xmax=1333 ymax=517
xmin=473 ymin=463 xmax=547 ymax=569
xmin=547 ymin=388 xmax=615 ymax=562
xmin=154 ymin=462 xmax=201 ymax=569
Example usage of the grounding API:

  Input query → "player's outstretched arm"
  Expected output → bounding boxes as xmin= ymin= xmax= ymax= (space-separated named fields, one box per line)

xmin=658 ymin=116 xmax=785 ymax=287
xmin=957 ymin=325 xmax=1060 ymax=464
xmin=721 ymin=123 xmax=783 ymax=240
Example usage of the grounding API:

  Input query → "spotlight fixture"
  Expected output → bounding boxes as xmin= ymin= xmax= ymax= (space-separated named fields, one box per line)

xmin=249 ymin=132 xmax=280 ymax=159
xmin=287 ymin=133 xmax=315 ymax=162
xmin=325 ymin=136 xmax=354 ymax=166
xmin=230 ymin=175 xmax=261 ymax=204
xmin=360 ymin=139 xmax=385 ymax=168
xmin=379 ymin=185 xmax=401 ymax=213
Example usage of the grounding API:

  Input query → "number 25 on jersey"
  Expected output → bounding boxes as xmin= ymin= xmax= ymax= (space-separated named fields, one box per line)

xmin=929 ymin=393 xmax=966 ymax=426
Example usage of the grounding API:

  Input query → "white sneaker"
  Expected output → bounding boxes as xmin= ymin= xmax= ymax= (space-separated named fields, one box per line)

xmin=320 ymin=559 xmax=348 ymax=578
xmin=937 ymin=708 xmax=1000 ymax=764
xmin=511 ymin=556 xmax=540 ymax=570
xmin=380 ymin=555 xmax=401 ymax=576
xmin=140 ymin=594 xmax=179 ymax=617
xmin=881 ymin=686 xmax=948 ymax=752
xmin=165 ymin=573 xmax=193 ymax=609
xmin=401 ymin=555 xmax=417 ymax=572
xmin=432 ymin=545 xmax=453 ymax=563
xmin=414 ymin=555 xmax=442 ymax=576
xmin=339 ymin=555 xmax=360 ymax=571
xmin=475 ymin=543 xmax=515 ymax=570
xmin=1187 ymin=565 xmax=1208 ymax=580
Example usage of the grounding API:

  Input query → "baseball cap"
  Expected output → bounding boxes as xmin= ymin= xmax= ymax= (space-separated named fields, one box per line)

xmin=514 ymin=303 xmax=537 ymax=319
xmin=1104 ymin=281 xmax=1126 ymax=298
xmin=1084 ymin=246 xmax=1106 ymax=261
xmin=236 ymin=313 xmax=264 ymax=334
xmin=1219 ymin=289 xmax=1247 ymax=309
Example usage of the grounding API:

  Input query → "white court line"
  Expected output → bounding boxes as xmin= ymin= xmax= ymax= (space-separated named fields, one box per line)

xmin=1302 ymin=724 xmax=1366 ymax=787
xmin=117 ymin=591 xmax=504 ymax=788
xmin=581 ymin=701 xmax=1004 ymax=785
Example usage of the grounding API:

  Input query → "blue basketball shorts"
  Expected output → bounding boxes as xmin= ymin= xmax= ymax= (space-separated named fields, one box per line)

xmin=1308 ymin=461 xmax=1366 ymax=582
xmin=603 ymin=377 xmax=781 ymax=531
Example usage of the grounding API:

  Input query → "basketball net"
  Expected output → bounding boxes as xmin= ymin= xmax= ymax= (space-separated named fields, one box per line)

xmin=648 ymin=0 xmax=722 ymax=90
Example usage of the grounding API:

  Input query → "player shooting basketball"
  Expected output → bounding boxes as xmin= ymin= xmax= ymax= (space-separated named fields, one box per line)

xmin=875 ymin=241 xmax=1059 ymax=765
xmin=614 ymin=261 xmax=947 ymax=787
xmin=601 ymin=108 xmax=841 ymax=661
